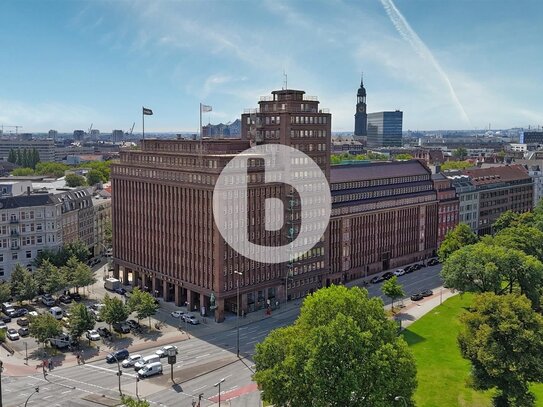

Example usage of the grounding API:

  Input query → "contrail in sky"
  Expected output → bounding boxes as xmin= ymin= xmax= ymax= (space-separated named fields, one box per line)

xmin=380 ymin=0 xmax=471 ymax=125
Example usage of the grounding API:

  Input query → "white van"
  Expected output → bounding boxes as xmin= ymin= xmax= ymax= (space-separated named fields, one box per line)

xmin=138 ymin=361 xmax=163 ymax=378
xmin=134 ymin=354 xmax=160 ymax=370
xmin=49 ymin=306 xmax=63 ymax=320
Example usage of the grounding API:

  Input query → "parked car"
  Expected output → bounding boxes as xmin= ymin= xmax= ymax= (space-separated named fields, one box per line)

xmin=155 ymin=345 xmax=178 ymax=358
xmin=59 ymin=295 xmax=72 ymax=304
xmin=6 ymin=328 xmax=19 ymax=341
xmin=134 ymin=354 xmax=160 ymax=370
xmin=427 ymin=258 xmax=439 ymax=266
xmin=1 ymin=315 xmax=11 ymax=323
xmin=113 ymin=322 xmax=130 ymax=334
xmin=138 ymin=362 xmax=163 ymax=378
xmin=412 ymin=263 xmax=423 ymax=270
xmin=0 ymin=322 xmax=7 ymax=330
xmin=106 ymin=349 xmax=129 ymax=363
xmin=86 ymin=330 xmax=100 ymax=341
xmin=18 ymin=327 xmax=29 ymax=337
xmin=97 ymin=327 xmax=112 ymax=339
xmin=105 ymin=248 xmax=113 ymax=257
xmin=122 ymin=354 xmax=143 ymax=368
xmin=404 ymin=266 xmax=414 ymax=274
xmin=16 ymin=317 xmax=29 ymax=326
xmin=393 ymin=269 xmax=405 ymax=277
xmin=126 ymin=320 xmax=140 ymax=330
xmin=115 ymin=287 xmax=127 ymax=296
xmin=28 ymin=311 xmax=39 ymax=317
xmin=170 ymin=310 xmax=184 ymax=318
xmin=69 ymin=292 xmax=82 ymax=301
xmin=421 ymin=289 xmax=433 ymax=297
xmin=370 ymin=275 xmax=384 ymax=284
xmin=42 ymin=296 xmax=55 ymax=307
xmin=182 ymin=314 xmax=199 ymax=325
xmin=382 ymin=271 xmax=394 ymax=280
xmin=410 ymin=293 xmax=424 ymax=301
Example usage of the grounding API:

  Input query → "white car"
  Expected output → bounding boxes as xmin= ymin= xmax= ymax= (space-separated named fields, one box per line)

xmin=28 ymin=311 xmax=39 ymax=317
xmin=6 ymin=328 xmax=19 ymax=341
xmin=393 ymin=268 xmax=406 ymax=277
xmin=155 ymin=345 xmax=178 ymax=358
xmin=122 ymin=354 xmax=143 ymax=368
xmin=86 ymin=330 xmax=100 ymax=341
xmin=184 ymin=315 xmax=200 ymax=325
xmin=170 ymin=310 xmax=184 ymax=318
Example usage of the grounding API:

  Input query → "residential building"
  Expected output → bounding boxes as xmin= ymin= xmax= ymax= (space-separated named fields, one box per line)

xmin=432 ymin=173 xmax=459 ymax=245
xmin=329 ymin=160 xmax=438 ymax=282
xmin=367 ymin=111 xmax=403 ymax=148
xmin=353 ymin=78 xmax=368 ymax=141
xmin=93 ymin=195 xmax=111 ymax=256
xmin=463 ymin=165 xmax=533 ymax=235
xmin=56 ymin=188 xmax=94 ymax=247
xmin=0 ymin=140 xmax=55 ymax=162
xmin=445 ymin=173 xmax=479 ymax=232
xmin=0 ymin=191 xmax=63 ymax=280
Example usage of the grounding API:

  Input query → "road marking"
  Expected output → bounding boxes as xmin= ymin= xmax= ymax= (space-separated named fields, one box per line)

xmin=83 ymin=363 xmax=137 ymax=378
xmin=246 ymin=340 xmax=259 ymax=345
xmin=195 ymin=353 xmax=210 ymax=359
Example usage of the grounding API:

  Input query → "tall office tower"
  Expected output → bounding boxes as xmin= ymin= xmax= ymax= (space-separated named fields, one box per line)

xmin=112 ymin=89 xmax=332 ymax=322
xmin=367 ymin=110 xmax=403 ymax=148
xmin=112 ymin=130 xmax=124 ymax=143
xmin=354 ymin=77 xmax=367 ymax=141
xmin=73 ymin=130 xmax=85 ymax=141
xmin=48 ymin=130 xmax=58 ymax=141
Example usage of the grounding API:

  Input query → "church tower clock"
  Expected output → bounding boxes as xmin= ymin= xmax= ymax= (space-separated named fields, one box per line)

xmin=354 ymin=76 xmax=367 ymax=139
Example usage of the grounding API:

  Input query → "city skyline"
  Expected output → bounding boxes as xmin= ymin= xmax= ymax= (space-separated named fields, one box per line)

xmin=1 ymin=0 xmax=542 ymax=133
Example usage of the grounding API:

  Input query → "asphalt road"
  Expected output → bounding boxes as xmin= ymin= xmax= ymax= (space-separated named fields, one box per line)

xmin=2 ymin=264 xmax=443 ymax=407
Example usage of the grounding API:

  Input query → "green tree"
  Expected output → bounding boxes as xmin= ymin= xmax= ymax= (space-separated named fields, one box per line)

xmin=63 ymin=241 xmax=90 ymax=264
xmin=31 ymin=148 xmax=40 ymax=169
xmin=459 ymin=293 xmax=543 ymax=407
xmin=21 ymin=148 xmax=30 ymax=168
xmin=11 ymin=167 xmax=35 ymax=176
xmin=44 ymin=264 xmax=68 ymax=297
xmin=67 ymin=258 xmax=96 ymax=292
xmin=492 ymin=210 xmax=520 ymax=233
xmin=254 ymin=285 xmax=417 ymax=407
xmin=86 ymin=169 xmax=102 ymax=186
xmin=0 ymin=282 xmax=11 ymax=303
xmin=65 ymin=173 xmax=87 ymax=187
xmin=29 ymin=312 xmax=62 ymax=345
xmin=381 ymin=275 xmax=405 ymax=310
xmin=494 ymin=225 xmax=543 ymax=262
xmin=127 ymin=288 xmax=159 ymax=328
xmin=77 ymin=161 xmax=111 ymax=182
xmin=395 ymin=153 xmax=413 ymax=160
xmin=120 ymin=396 xmax=150 ymax=407
xmin=10 ymin=264 xmax=27 ymax=298
xmin=15 ymin=148 xmax=22 ymax=166
xmin=13 ymin=268 xmax=38 ymax=303
xmin=100 ymin=293 xmax=129 ymax=331
xmin=453 ymin=147 xmax=468 ymax=160
xmin=437 ymin=223 xmax=478 ymax=262
xmin=68 ymin=302 xmax=95 ymax=339
xmin=34 ymin=259 xmax=57 ymax=292
xmin=441 ymin=242 xmax=543 ymax=308
xmin=7 ymin=148 xmax=16 ymax=164
xmin=35 ymin=162 xmax=70 ymax=178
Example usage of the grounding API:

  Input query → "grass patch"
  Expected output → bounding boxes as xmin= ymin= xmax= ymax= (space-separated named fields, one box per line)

xmin=403 ymin=293 xmax=543 ymax=406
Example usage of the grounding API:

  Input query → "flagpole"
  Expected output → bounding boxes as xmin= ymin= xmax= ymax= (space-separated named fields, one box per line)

xmin=199 ymin=102 xmax=202 ymax=149
xmin=142 ymin=106 xmax=145 ymax=141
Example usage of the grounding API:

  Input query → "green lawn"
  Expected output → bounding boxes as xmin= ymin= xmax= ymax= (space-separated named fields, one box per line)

xmin=402 ymin=293 xmax=543 ymax=407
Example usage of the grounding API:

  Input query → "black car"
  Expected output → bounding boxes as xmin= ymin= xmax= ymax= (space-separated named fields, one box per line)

xmin=126 ymin=319 xmax=140 ymax=330
xmin=382 ymin=272 xmax=394 ymax=280
xmin=427 ymin=258 xmax=439 ymax=266
xmin=404 ymin=265 xmax=414 ymax=274
xmin=413 ymin=263 xmax=423 ymax=270
xmin=112 ymin=322 xmax=130 ymax=334
xmin=18 ymin=327 xmax=30 ymax=337
xmin=69 ymin=292 xmax=82 ymax=301
xmin=13 ymin=308 xmax=28 ymax=318
xmin=1 ymin=315 xmax=11 ymax=323
xmin=106 ymin=349 xmax=129 ymax=363
xmin=97 ymin=327 xmax=112 ymax=339
xmin=58 ymin=295 xmax=72 ymax=304
xmin=115 ymin=287 xmax=127 ymax=296
xmin=410 ymin=293 xmax=424 ymax=301
xmin=421 ymin=289 xmax=433 ymax=297
xmin=370 ymin=275 xmax=384 ymax=284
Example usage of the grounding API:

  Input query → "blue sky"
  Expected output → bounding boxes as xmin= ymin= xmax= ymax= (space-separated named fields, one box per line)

xmin=1 ymin=0 xmax=542 ymax=133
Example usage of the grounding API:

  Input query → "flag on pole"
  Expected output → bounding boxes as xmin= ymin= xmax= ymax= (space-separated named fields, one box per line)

xmin=143 ymin=107 xmax=153 ymax=115
xmin=201 ymin=104 xmax=212 ymax=113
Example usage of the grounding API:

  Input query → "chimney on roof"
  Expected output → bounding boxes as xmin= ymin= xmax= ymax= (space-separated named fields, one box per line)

xmin=27 ymin=186 xmax=31 ymax=196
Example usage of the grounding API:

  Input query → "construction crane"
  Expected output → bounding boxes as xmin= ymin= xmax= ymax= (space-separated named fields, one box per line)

xmin=1 ymin=125 xmax=23 ymax=135
xmin=87 ymin=123 xmax=93 ymax=137
xmin=129 ymin=122 xmax=135 ymax=136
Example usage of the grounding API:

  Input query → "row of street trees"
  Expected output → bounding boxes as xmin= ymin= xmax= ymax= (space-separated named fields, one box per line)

xmin=439 ymin=202 xmax=543 ymax=406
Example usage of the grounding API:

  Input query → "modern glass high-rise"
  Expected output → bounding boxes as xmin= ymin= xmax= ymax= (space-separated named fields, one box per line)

xmin=367 ymin=110 xmax=403 ymax=147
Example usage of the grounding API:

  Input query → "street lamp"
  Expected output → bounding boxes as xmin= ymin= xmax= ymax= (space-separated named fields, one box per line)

xmin=0 ymin=359 xmax=3 ymax=407
xmin=112 ymin=356 xmax=123 ymax=397
xmin=395 ymin=395 xmax=408 ymax=407
xmin=24 ymin=387 xmax=39 ymax=407
xmin=135 ymin=377 xmax=140 ymax=400
xmin=214 ymin=378 xmax=225 ymax=407
xmin=234 ymin=270 xmax=243 ymax=358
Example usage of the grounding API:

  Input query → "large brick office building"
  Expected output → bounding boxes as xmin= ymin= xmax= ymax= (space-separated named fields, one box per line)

xmin=111 ymin=89 xmax=439 ymax=322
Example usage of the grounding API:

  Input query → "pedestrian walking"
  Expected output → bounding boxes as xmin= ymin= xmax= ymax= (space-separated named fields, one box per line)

xmin=48 ymin=358 xmax=53 ymax=371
